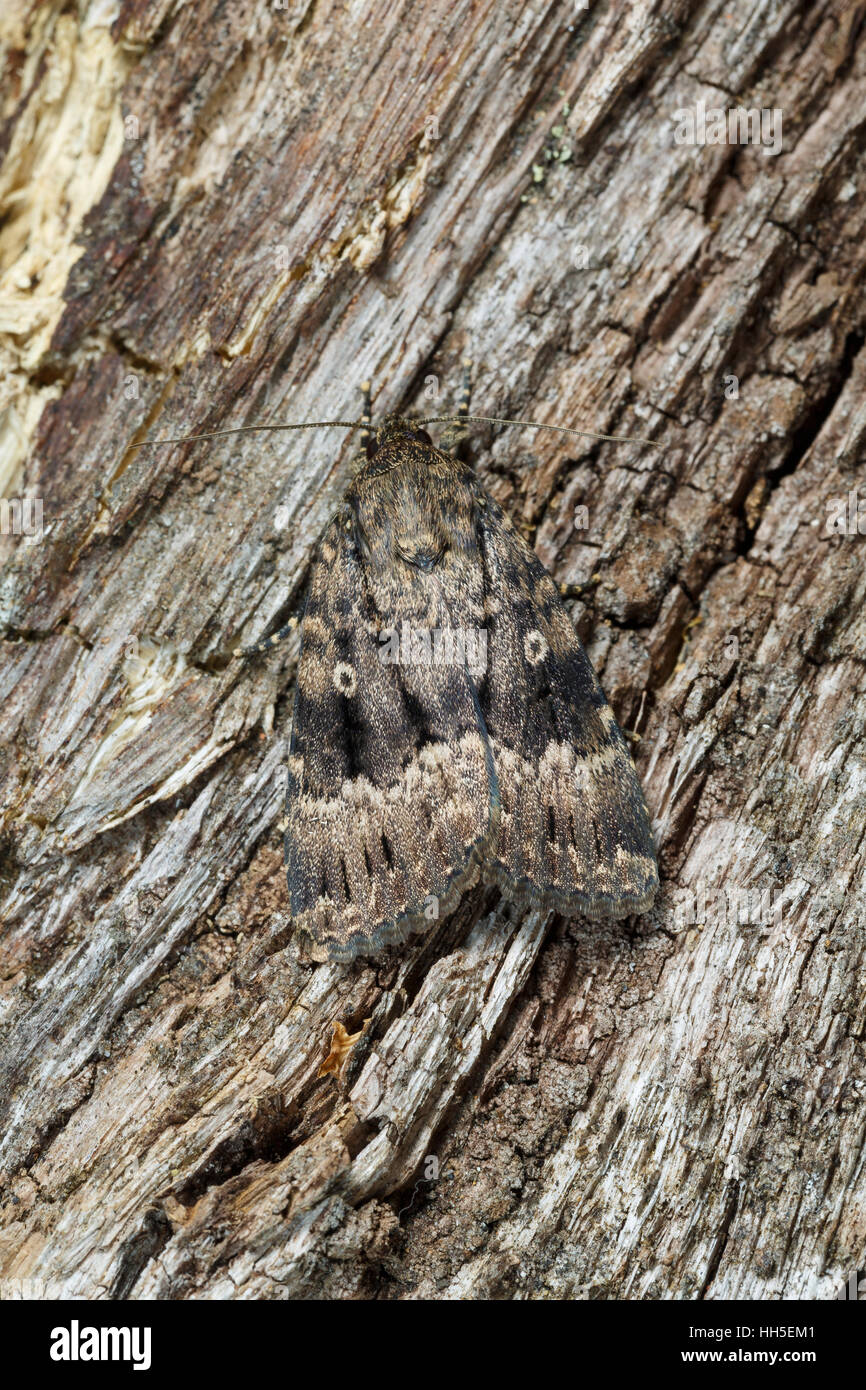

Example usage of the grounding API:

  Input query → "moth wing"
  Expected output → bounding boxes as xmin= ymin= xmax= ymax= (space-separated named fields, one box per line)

xmin=476 ymin=495 xmax=658 ymax=917
xmin=286 ymin=512 xmax=496 ymax=961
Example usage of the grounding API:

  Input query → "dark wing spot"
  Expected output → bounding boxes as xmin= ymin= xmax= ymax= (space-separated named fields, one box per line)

xmin=400 ymin=687 xmax=437 ymax=748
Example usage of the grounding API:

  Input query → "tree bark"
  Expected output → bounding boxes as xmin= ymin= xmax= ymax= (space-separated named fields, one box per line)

xmin=1 ymin=0 xmax=864 ymax=1300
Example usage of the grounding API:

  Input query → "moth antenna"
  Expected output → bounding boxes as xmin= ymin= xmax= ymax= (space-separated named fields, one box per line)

xmin=418 ymin=414 xmax=659 ymax=448
xmin=129 ymin=420 xmax=365 ymax=450
xmin=128 ymin=410 xmax=657 ymax=453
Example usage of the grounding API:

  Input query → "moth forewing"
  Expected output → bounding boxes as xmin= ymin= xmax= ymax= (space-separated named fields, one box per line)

xmin=284 ymin=447 xmax=498 ymax=962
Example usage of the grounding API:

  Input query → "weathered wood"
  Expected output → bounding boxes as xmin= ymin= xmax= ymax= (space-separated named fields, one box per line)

xmin=1 ymin=0 xmax=864 ymax=1300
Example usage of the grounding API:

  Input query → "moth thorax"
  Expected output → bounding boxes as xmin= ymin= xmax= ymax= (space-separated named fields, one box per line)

xmin=373 ymin=418 xmax=432 ymax=450
xmin=394 ymin=527 xmax=448 ymax=572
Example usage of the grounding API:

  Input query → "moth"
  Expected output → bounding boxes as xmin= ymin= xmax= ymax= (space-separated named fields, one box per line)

xmin=142 ymin=364 xmax=659 ymax=961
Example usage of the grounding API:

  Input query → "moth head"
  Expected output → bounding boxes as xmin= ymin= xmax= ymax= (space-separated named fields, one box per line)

xmin=367 ymin=415 xmax=432 ymax=460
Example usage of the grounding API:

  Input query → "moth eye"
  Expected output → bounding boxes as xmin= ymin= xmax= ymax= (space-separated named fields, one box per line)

xmin=404 ymin=428 xmax=432 ymax=446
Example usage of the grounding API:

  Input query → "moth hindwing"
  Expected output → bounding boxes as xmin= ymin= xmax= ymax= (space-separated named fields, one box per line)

xmin=281 ymin=402 xmax=658 ymax=963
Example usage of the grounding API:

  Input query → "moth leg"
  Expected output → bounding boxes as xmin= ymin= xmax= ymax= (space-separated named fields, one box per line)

xmin=359 ymin=380 xmax=373 ymax=455
xmin=440 ymin=357 xmax=473 ymax=454
xmin=457 ymin=356 xmax=472 ymax=422
xmin=234 ymin=617 xmax=298 ymax=660
xmin=622 ymin=688 xmax=648 ymax=745
xmin=558 ymin=576 xmax=600 ymax=602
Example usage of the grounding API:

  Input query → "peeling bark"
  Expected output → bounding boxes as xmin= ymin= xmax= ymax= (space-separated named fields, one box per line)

xmin=1 ymin=0 xmax=865 ymax=1301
